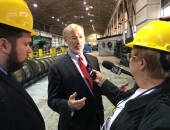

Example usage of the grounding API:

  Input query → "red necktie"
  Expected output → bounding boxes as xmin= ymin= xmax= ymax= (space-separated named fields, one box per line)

xmin=78 ymin=56 xmax=94 ymax=91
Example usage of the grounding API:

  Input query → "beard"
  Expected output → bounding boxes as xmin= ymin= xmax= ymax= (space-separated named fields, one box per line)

xmin=6 ymin=47 xmax=25 ymax=72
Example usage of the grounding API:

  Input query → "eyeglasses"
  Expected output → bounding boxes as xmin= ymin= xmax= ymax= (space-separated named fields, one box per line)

xmin=66 ymin=36 xmax=84 ymax=42
xmin=127 ymin=53 xmax=138 ymax=60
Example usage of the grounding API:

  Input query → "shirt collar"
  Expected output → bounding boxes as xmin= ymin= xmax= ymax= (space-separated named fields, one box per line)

xmin=68 ymin=51 xmax=85 ymax=62
xmin=0 ymin=65 xmax=8 ymax=75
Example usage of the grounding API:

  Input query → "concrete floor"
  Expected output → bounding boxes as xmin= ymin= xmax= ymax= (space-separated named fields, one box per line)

xmin=26 ymin=51 xmax=135 ymax=130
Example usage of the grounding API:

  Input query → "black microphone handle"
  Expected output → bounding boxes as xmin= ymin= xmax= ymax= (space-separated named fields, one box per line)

xmin=102 ymin=60 xmax=133 ymax=77
xmin=121 ymin=69 xmax=133 ymax=77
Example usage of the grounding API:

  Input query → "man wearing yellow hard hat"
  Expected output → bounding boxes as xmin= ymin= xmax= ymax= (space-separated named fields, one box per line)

xmin=0 ymin=0 xmax=45 ymax=129
xmin=93 ymin=20 xmax=170 ymax=130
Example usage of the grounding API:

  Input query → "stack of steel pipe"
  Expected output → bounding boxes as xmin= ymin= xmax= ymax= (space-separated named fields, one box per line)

xmin=13 ymin=56 xmax=59 ymax=88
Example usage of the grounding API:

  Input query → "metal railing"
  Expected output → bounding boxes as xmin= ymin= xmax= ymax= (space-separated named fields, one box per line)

xmin=28 ymin=47 xmax=68 ymax=59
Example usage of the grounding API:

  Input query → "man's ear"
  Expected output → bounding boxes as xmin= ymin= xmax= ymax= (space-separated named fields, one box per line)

xmin=139 ymin=58 xmax=147 ymax=71
xmin=64 ymin=38 xmax=68 ymax=45
xmin=0 ymin=38 xmax=9 ymax=53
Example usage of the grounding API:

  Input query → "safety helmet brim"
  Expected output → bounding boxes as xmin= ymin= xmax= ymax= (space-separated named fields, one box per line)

xmin=125 ymin=20 xmax=170 ymax=52
xmin=126 ymin=42 xmax=170 ymax=52
xmin=0 ymin=0 xmax=37 ymax=36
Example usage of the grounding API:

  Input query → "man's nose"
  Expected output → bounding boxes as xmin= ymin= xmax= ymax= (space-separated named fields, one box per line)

xmin=28 ymin=46 xmax=33 ymax=53
xmin=77 ymin=37 xmax=83 ymax=42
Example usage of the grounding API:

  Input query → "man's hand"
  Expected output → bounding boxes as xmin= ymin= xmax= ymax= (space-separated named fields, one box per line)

xmin=119 ymin=82 xmax=129 ymax=92
xmin=68 ymin=92 xmax=86 ymax=110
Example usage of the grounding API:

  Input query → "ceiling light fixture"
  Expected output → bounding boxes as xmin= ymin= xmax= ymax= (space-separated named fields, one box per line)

xmin=33 ymin=3 xmax=37 ymax=7
xmin=89 ymin=6 xmax=93 ymax=9
xmin=57 ymin=19 xmax=60 ymax=21
xmin=83 ymin=1 xmax=86 ymax=4
xmin=74 ymin=16 xmax=84 ymax=19
xmin=92 ymin=24 xmax=95 ymax=32
xmin=86 ymin=7 xmax=89 ymax=10
xmin=52 ymin=16 xmax=54 ymax=18
xmin=88 ymin=13 xmax=94 ymax=16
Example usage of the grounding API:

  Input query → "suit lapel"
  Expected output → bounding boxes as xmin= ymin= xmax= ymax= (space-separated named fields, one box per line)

xmin=63 ymin=54 xmax=95 ymax=96
xmin=84 ymin=53 xmax=95 ymax=68
xmin=84 ymin=53 xmax=99 ymax=95
xmin=0 ymin=70 xmax=44 ymax=123
xmin=63 ymin=55 xmax=87 ymax=87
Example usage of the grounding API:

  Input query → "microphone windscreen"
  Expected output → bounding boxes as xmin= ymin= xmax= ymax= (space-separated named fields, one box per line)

xmin=102 ymin=61 xmax=113 ymax=70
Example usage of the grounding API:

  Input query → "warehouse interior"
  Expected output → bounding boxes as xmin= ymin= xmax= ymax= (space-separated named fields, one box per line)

xmin=13 ymin=0 xmax=170 ymax=89
xmin=6 ymin=0 xmax=170 ymax=130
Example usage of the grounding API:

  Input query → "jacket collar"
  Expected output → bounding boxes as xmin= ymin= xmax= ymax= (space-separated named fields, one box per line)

xmin=0 ymin=65 xmax=8 ymax=75
xmin=125 ymin=78 xmax=170 ymax=111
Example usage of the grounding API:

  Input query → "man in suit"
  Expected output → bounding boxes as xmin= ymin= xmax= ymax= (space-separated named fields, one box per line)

xmin=0 ymin=0 xmax=45 ymax=129
xmin=47 ymin=24 xmax=104 ymax=130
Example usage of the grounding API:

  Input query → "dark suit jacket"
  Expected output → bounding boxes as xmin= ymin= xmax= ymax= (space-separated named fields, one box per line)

xmin=101 ymin=79 xmax=170 ymax=130
xmin=48 ymin=53 xmax=104 ymax=130
xmin=0 ymin=70 xmax=45 ymax=130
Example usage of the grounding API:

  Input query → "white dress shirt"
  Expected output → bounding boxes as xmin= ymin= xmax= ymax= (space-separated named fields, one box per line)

xmin=68 ymin=51 xmax=94 ymax=95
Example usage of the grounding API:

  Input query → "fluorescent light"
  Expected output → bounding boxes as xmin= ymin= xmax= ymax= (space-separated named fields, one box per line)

xmin=86 ymin=7 xmax=89 ymax=10
xmin=89 ymin=6 xmax=93 ymax=9
xmin=33 ymin=3 xmax=37 ymax=7
xmin=92 ymin=24 xmax=95 ymax=32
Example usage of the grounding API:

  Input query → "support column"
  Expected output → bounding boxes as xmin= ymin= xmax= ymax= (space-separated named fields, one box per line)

xmin=39 ymin=49 xmax=43 ymax=59
xmin=136 ymin=0 xmax=161 ymax=31
xmin=28 ymin=52 xmax=34 ymax=59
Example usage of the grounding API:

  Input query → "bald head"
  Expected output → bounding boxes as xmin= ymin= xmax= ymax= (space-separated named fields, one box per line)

xmin=63 ymin=24 xmax=84 ymax=38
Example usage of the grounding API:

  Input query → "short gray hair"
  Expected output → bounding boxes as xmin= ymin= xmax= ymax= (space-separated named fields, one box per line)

xmin=63 ymin=24 xmax=84 ymax=38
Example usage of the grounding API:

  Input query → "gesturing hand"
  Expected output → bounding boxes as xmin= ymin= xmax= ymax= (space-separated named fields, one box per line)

xmin=119 ymin=82 xmax=129 ymax=92
xmin=68 ymin=92 xmax=86 ymax=110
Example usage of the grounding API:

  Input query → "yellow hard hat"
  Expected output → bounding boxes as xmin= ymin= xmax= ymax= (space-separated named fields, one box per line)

xmin=126 ymin=20 xmax=170 ymax=52
xmin=0 ymin=0 xmax=37 ymax=36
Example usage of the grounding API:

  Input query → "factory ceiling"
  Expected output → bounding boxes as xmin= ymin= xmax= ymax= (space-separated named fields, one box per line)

xmin=25 ymin=0 xmax=118 ymax=36
xmin=25 ymin=0 xmax=169 ymax=37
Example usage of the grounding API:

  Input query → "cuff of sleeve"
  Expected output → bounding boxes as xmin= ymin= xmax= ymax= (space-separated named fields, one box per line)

xmin=68 ymin=109 xmax=74 ymax=117
xmin=98 ymin=78 xmax=106 ymax=87
xmin=70 ymin=110 xmax=74 ymax=117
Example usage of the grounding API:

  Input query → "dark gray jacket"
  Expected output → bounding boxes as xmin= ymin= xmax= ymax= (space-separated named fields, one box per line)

xmin=0 ymin=70 xmax=45 ymax=130
xmin=101 ymin=78 xmax=170 ymax=130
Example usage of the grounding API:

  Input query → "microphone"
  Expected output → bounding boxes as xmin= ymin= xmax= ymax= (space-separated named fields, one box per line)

xmin=102 ymin=61 xmax=133 ymax=77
